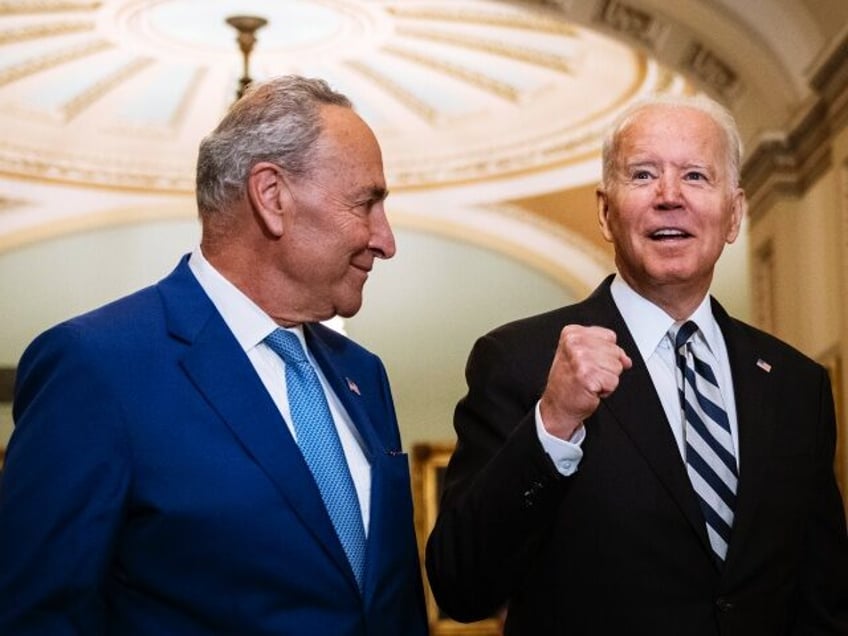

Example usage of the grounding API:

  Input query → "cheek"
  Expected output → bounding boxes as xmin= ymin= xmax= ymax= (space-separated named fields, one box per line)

xmin=610 ymin=192 xmax=646 ymax=222
xmin=705 ymin=206 xmax=737 ymax=243
xmin=609 ymin=209 xmax=643 ymax=245
xmin=342 ymin=217 xmax=376 ymax=251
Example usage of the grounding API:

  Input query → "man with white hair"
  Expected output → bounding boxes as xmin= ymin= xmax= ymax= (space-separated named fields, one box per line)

xmin=427 ymin=93 xmax=848 ymax=634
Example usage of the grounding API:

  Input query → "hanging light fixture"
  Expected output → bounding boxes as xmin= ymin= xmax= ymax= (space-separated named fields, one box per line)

xmin=225 ymin=15 xmax=268 ymax=100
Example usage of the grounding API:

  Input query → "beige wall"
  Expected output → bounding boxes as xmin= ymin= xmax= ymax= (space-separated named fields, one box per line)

xmin=749 ymin=173 xmax=842 ymax=355
xmin=746 ymin=96 xmax=848 ymax=498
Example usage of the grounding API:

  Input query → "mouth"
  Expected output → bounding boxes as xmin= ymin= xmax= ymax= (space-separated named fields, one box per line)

xmin=352 ymin=262 xmax=372 ymax=276
xmin=648 ymin=227 xmax=693 ymax=241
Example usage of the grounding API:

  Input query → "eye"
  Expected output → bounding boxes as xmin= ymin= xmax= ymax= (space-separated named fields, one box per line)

xmin=363 ymin=197 xmax=382 ymax=211
xmin=349 ymin=196 xmax=382 ymax=217
xmin=359 ymin=188 xmax=388 ymax=213
xmin=632 ymin=169 xmax=654 ymax=181
xmin=684 ymin=170 xmax=707 ymax=181
xmin=347 ymin=201 xmax=370 ymax=216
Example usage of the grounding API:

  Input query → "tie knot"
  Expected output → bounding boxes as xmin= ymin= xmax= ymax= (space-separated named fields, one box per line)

xmin=672 ymin=320 xmax=699 ymax=351
xmin=265 ymin=328 xmax=308 ymax=364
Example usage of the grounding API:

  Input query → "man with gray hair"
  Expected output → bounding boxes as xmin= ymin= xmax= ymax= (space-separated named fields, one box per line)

xmin=0 ymin=75 xmax=428 ymax=635
xmin=427 ymin=93 xmax=848 ymax=634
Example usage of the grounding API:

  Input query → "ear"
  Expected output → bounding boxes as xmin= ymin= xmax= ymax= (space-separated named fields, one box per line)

xmin=596 ymin=187 xmax=614 ymax=243
xmin=247 ymin=162 xmax=289 ymax=238
xmin=724 ymin=187 xmax=746 ymax=244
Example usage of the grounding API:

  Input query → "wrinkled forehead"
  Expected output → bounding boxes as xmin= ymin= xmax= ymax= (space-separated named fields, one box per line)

xmin=620 ymin=104 xmax=719 ymax=139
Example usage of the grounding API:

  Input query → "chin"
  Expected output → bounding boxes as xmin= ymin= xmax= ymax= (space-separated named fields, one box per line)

xmin=643 ymin=261 xmax=698 ymax=282
xmin=334 ymin=299 xmax=364 ymax=319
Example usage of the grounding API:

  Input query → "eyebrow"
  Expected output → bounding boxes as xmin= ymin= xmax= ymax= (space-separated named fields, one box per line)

xmin=363 ymin=185 xmax=389 ymax=201
xmin=621 ymin=158 xmax=656 ymax=168
xmin=623 ymin=159 xmax=713 ymax=172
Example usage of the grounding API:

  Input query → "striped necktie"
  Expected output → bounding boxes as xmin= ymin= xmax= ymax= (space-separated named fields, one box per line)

xmin=265 ymin=328 xmax=366 ymax=589
xmin=672 ymin=320 xmax=737 ymax=562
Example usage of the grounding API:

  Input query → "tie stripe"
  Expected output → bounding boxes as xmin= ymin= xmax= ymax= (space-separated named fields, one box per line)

xmin=673 ymin=320 xmax=737 ymax=562
xmin=681 ymin=393 xmax=736 ymax=477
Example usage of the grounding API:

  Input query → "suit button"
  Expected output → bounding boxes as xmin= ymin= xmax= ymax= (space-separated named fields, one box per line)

xmin=522 ymin=481 xmax=544 ymax=508
xmin=716 ymin=597 xmax=735 ymax=612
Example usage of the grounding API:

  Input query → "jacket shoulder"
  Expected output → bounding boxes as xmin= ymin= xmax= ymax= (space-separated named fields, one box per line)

xmin=723 ymin=313 xmax=824 ymax=374
xmin=483 ymin=279 xmax=614 ymax=346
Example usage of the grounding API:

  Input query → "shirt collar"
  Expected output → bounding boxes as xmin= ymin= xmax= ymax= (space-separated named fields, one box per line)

xmin=188 ymin=248 xmax=305 ymax=351
xmin=609 ymin=275 xmax=720 ymax=359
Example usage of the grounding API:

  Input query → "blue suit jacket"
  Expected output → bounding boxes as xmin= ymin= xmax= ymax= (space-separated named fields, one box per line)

xmin=0 ymin=257 xmax=428 ymax=635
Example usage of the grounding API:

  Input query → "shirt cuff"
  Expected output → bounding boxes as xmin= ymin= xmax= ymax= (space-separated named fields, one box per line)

xmin=535 ymin=401 xmax=585 ymax=476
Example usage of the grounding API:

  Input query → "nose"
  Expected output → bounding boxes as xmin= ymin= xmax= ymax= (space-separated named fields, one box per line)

xmin=368 ymin=202 xmax=396 ymax=260
xmin=656 ymin=172 xmax=683 ymax=209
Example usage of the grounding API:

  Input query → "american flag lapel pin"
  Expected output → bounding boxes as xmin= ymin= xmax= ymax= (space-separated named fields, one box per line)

xmin=756 ymin=358 xmax=772 ymax=373
xmin=346 ymin=377 xmax=361 ymax=395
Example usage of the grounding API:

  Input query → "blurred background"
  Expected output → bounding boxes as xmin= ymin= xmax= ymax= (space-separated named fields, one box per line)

xmin=0 ymin=0 xmax=845 ymax=494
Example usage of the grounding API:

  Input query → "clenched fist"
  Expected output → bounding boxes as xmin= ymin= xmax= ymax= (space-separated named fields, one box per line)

xmin=539 ymin=324 xmax=632 ymax=440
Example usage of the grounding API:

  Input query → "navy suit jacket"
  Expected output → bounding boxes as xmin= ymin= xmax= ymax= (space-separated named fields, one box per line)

xmin=0 ymin=256 xmax=427 ymax=635
xmin=427 ymin=276 xmax=848 ymax=635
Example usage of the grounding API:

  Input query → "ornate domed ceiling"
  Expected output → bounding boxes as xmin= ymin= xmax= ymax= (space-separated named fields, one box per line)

xmin=0 ymin=0 xmax=681 ymax=195
xmin=0 ymin=0 xmax=839 ymax=293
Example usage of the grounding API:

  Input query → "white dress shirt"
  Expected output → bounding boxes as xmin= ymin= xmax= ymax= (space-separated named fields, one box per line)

xmin=540 ymin=275 xmax=739 ymax=475
xmin=188 ymin=249 xmax=371 ymax=533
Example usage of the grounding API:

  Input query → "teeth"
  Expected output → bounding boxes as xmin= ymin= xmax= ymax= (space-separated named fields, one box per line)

xmin=652 ymin=228 xmax=686 ymax=238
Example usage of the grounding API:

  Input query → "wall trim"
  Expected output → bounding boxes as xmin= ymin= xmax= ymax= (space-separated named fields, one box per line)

xmin=743 ymin=32 xmax=848 ymax=218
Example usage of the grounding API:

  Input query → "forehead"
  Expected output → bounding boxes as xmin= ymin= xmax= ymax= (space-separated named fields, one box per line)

xmin=317 ymin=106 xmax=379 ymax=156
xmin=616 ymin=106 xmax=726 ymax=163
xmin=311 ymin=105 xmax=385 ymax=183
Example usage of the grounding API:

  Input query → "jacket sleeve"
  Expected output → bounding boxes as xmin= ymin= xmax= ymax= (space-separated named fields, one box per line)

xmin=425 ymin=331 xmax=566 ymax=623
xmin=0 ymin=324 xmax=131 ymax=635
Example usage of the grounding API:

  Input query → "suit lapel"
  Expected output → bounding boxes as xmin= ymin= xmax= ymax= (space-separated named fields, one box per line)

xmin=158 ymin=260 xmax=357 ymax=589
xmin=588 ymin=281 xmax=712 ymax=556
xmin=305 ymin=325 xmax=379 ymax=462
xmin=712 ymin=302 xmax=775 ymax=570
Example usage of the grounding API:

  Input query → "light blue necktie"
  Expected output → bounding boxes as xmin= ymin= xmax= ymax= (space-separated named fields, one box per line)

xmin=673 ymin=321 xmax=737 ymax=562
xmin=265 ymin=328 xmax=366 ymax=588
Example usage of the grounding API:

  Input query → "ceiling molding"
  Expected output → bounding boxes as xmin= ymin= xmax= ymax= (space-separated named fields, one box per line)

xmin=592 ymin=0 xmax=671 ymax=56
xmin=0 ymin=20 xmax=93 ymax=44
xmin=0 ymin=1 xmax=100 ymax=13
xmin=523 ymin=0 xmax=744 ymax=100
xmin=810 ymin=32 xmax=848 ymax=134
xmin=743 ymin=32 xmax=848 ymax=219
xmin=0 ymin=197 xmax=196 ymax=254
xmin=0 ymin=38 xmax=112 ymax=88
xmin=679 ymin=40 xmax=740 ymax=101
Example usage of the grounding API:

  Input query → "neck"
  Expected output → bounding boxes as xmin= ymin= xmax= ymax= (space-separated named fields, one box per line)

xmin=200 ymin=242 xmax=314 ymax=327
xmin=618 ymin=274 xmax=710 ymax=321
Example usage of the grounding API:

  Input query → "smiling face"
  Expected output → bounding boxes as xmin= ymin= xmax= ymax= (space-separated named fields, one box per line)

xmin=596 ymin=105 xmax=745 ymax=318
xmin=277 ymin=105 xmax=395 ymax=320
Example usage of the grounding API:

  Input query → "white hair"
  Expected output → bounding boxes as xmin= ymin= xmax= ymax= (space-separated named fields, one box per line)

xmin=600 ymin=93 xmax=743 ymax=189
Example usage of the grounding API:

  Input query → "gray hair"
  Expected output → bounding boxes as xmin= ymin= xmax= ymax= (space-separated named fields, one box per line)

xmin=196 ymin=75 xmax=352 ymax=217
xmin=601 ymin=93 xmax=743 ymax=190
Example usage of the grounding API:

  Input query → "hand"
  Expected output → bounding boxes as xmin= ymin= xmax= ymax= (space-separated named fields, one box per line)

xmin=539 ymin=325 xmax=632 ymax=440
